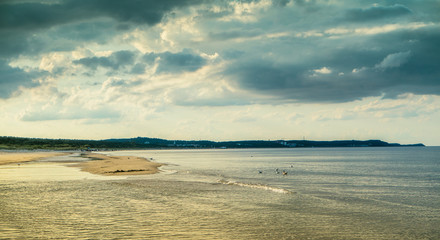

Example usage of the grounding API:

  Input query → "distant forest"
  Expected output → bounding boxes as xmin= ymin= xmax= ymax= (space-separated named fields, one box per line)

xmin=0 ymin=136 xmax=424 ymax=150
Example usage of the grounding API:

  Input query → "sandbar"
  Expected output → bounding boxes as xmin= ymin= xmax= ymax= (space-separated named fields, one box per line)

xmin=0 ymin=151 xmax=68 ymax=165
xmin=76 ymin=153 xmax=162 ymax=175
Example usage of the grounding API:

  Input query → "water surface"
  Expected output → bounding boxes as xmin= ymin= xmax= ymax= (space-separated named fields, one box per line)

xmin=1 ymin=148 xmax=439 ymax=239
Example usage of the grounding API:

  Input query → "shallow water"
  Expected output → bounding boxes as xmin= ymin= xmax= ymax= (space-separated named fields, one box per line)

xmin=1 ymin=148 xmax=439 ymax=239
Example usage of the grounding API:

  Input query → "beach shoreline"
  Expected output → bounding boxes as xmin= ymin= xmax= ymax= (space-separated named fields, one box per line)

xmin=75 ymin=152 xmax=163 ymax=176
xmin=0 ymin=151 xmax=163 ymax=176
xmin=0 ymin=151 xmax=69 ymax=165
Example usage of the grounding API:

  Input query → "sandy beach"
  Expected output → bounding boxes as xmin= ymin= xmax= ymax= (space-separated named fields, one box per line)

xmin=0 ymin=151 xmax=68 ymax=165
xmin=76 ymin=153 xmax=162 ymax=175
xmin=0 ymin=151 xmax=162 ymax=176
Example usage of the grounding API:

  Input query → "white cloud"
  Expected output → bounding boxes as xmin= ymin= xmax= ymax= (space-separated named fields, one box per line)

xmin=354 ymin=22 xmax=432 ymax=35
xmin=124 ymin=27 xmax=172 ymax=53
xmin=39 ymin=53 xmax=69 ymax=73
xmin=325 ymin=22 xmax=436 ymax=37
xmin=352 ymin=67 xmax=367 ymax=73
xmin=219 ymin=0 xmax=272 ymax=22
xmin=354 ymin=94 xmax=440 ymax=119
xmin=313 ymin=67 xmax=332 ymax=74
xmin=375 ymin=51 xmax=411 ymax=69
xmin=325 ymin=28 xmax=351 ymax=35
xmin=295 ymin=30 xmax=324 ymax=38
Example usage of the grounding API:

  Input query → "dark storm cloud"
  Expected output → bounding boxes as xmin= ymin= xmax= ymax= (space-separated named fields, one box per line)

xmin=74 ymin=50 xmax=207 ymax=74
xmin=130 ymin=63 xmax=147 ymax=74
xmin=0 ymin=0 xmax=202 ymax=58
xmin=380 ymin=0 xmax=440 ymax=21
xmin=0 ymin=0 xmax=205 ymax=99
xmin=104 ymin=78 xmax=143 ymax=88
xmin=226 ymin=60 xmax=390 ymax=103
xmin=0 ymin=0 xmax=201 ymax=31
xmin=154 ymin=51 xmax=207 ymax=73
xmin=0 ymin=61 xmax=40 ymax=99
xmin=74 ymin=51 xmax=136 ymax=71
xmin=1 ymin=0 xmax=439 ymax=105
xmin=51 ymin=21 xmax=118 ymax=43
xmin=225 ymin=61 xmax=377 ymax=103
xmin=224 ymin=26 xmax=440 ymax=103
xmin=208 ymin=30 xmax=261 ymax=41
xmin=0 ymin=31 xmax=33 ymax=58
xmin=376 ymin=28 xmax=440 ymax=97
xmin=345 ymin=4 xmax=412 ymax=22
xmin=0 ymin=20 xmax=117 ymax=59
xmin=142 ymin=50 xmax=208 ymax=74
xmin=272 ymin=0 xmax=291 ymax=7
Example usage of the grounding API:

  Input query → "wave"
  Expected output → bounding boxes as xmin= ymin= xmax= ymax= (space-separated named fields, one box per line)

xmin=217 ymin=179 xmax=292 ymax=194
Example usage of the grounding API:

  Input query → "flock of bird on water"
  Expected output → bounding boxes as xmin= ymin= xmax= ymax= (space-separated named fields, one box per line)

xmin=258 ymin=165 xmax=293 ymax=175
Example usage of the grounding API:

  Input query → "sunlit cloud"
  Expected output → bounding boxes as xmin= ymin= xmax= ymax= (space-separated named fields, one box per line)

xmin=1 ymin=0 xmax=439 ymax=145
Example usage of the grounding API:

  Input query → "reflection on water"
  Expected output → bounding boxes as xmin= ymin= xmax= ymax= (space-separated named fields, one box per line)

xmin=1 ymin=179 xmax=289 ymax=239
xmin=1 ymin=149 xmax=439 ymax=239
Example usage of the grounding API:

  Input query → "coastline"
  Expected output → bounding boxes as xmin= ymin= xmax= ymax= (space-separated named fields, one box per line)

xmin=75 ymin=152 xmax=163 ymax=176
xmin=0 ymin=151 xmax=162 ymax=176
xmin=0 ymin=151 xmax=69 ymax=165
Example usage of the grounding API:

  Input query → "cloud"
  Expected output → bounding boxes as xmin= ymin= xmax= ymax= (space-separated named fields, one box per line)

xmin=73 ymin=50 xmax=137 ymax=71
xmin=154 ymin=50 xmax=208 ymax=74
xmin=130 ymin=63 xmax=147 ymax=74
xmin=313 ymin=67 xmax=332 ymax=74
xmin=310 ymin=94 xmax=440 ymax=122
xmin=312 ymin=109 xmax=356 ymax=121
xmin=223 ymin=25 xmax=440 ymax=103
xmin=272 ymin=0 xmax=291 ymax=7
xmin=354 ymin=94 xmax=440 ymax=119
xmin=2 ymin=0 xmax=440 ymax=107
xmin=208 ymin=30 xmax=262 ymax=41
xmin=48 ymin=20 xmax=120 ymax=44
xmin=375 ymin=51 xmax=411 ymax=69
xmin=141 ymin=50 xmax=208 ymax=74
xmin=0 ymin=0 xmax=202 ymax=58
xmin=0 ymin=61 xmax=40 ymax=99
xmin=218 ymin=0 xmax=273 ymax=23
xmin=21 ymin=106 xmax=121 ymax=122
xmin=102 ymin=78 xmax=143 ymax=89
xmin=0 ymin=0 xmax=200 ymax=31
xmin=225 ymin=60 xmax=379 ymax=103
xmin=168 ymin=86 xmax=253 ymax=107
xmin=345 ymin=4 xmax=412 ymax=22
xmin=73 ymin=49 xmax=208 ymax=77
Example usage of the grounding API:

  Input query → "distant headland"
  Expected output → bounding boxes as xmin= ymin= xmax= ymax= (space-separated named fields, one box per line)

xmin=0 ymin=136 xmax=425 ymax=151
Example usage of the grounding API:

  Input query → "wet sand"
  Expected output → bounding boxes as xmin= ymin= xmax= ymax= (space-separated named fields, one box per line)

xmin=0 ymin=151 xmax=68 ymax=165
xmin=76 ymin=153 xmax=162 ymax=175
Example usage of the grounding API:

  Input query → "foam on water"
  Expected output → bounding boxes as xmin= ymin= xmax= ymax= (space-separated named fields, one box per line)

xmin=217 ymin=179 xmax=292 ymax=194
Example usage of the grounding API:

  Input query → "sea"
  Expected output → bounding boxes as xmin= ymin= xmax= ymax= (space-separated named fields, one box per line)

xmin=0 ymin=147 xmax=439 ymax=239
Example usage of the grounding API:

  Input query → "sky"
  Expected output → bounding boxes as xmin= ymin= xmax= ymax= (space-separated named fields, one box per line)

xmin=1 ymin=0 xmax=440 ymax=145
